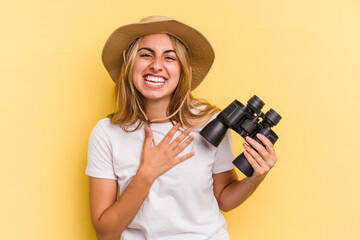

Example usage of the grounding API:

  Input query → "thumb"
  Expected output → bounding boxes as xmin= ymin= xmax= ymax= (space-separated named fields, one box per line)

xmin=143 ymin=125 xmax=154 ymax=149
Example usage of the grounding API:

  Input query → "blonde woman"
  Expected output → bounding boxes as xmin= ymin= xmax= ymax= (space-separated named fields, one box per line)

xmin=86 ymin=16 xmax=278 ymax=240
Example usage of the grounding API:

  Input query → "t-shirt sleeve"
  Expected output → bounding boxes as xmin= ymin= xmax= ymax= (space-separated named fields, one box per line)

xmin=85 ymin=121 xmax=117 ymax=180
xmin=212 ymin=130 xmax=235 ymax=174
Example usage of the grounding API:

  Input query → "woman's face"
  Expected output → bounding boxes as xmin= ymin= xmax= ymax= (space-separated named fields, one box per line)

xmin=132 ymin=34 xmax=181 ymax=105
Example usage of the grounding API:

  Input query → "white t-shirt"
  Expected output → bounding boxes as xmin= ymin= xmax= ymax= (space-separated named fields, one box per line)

xmin=86 ymin=117 xmax=235 ymax=240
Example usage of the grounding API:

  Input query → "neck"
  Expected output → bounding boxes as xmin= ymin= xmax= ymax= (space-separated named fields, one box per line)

xmin=145 ymin=98 xmax=171 ymax=123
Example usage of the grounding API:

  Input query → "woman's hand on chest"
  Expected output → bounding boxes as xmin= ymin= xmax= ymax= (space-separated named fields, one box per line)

xmin=138 ymin=123 xmax=195 ymax=183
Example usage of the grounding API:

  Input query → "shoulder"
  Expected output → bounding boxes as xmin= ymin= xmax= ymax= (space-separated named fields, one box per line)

xmin=93 ymin=118 xmax=141 ymax=133
xmin=190 ymin=104 xmax=220 ymax=117
xmin=90 ymin=118 xmax=114 ymax=136
xmin=190 ymin=104 xmax=207 ymax=114
xmin=96 ymin=117 xmax=114 ymax=130
xmin=91 ymin=117 xmax=145 ymax=141
xmin=90 ymin=118 xmax=122 ymax=141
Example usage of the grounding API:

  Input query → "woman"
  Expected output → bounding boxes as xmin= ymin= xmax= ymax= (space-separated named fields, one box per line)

xmin=86 ymin=16 xmax=278 ymax=240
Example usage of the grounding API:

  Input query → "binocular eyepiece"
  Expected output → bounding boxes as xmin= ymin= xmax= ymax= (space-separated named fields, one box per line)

xmin=199 ymin=95 xmax=282 ymax=177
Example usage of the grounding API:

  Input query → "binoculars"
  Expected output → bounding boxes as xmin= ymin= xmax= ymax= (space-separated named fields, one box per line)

xmin=200 ymin=95 xmax=282 ymax=177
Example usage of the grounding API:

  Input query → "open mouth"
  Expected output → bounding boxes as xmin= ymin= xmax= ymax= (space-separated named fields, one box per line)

xmin=144 ymin=75 xmax=166 ymax=88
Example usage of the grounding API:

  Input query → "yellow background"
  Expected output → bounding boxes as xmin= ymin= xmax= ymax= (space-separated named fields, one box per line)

xmin=1 ymin=0 xmax=359 ymax=239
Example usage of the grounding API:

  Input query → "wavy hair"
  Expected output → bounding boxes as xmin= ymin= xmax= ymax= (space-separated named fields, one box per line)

xmin=107 ymin=34 xmax=219 ymax=132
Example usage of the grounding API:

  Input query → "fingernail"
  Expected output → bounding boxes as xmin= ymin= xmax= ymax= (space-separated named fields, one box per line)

xmin=246 ymin=136 xmax=251 ymax=141
xmin=176 ymin=123 xmax=181 ymax=127
xmin=188 ymin=136 xmax=194 ymax=140
xmin=256 ymin=133 xmax=262 ymax=138
xmin=242 ymin=143 xmax=247 ymax=148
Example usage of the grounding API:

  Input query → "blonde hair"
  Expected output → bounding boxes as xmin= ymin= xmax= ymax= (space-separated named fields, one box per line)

xmin=107 ymin=34 xmax=219 ymax=132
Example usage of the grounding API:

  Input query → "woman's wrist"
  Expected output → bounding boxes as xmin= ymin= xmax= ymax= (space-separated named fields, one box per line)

xmin=247 ymin=174 xmax=266 ymax=187
xmin=136 ymin=166 xmax=156 ymax=186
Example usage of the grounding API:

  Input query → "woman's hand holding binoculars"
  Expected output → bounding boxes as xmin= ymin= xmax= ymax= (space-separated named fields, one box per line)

xmin=242 ymin=133 xmax=278 ymax=184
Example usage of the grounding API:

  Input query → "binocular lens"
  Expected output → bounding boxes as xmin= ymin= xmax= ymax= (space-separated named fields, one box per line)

xmin=265 ymin=109 xmax=282 ymax=126
xmin=247 ymin=95 xmax=265 ymax=112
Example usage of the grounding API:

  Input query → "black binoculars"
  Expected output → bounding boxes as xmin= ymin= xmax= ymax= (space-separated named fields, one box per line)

xmin=200 ymin=95 xmax=282 ymax=177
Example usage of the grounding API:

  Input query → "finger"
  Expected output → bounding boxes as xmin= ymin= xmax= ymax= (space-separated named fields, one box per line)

xmin=253 ymin=134 xmax=278 ymax=166
xmin=160 ymin=123 xmax=181 ymax=146
xmin=174 ymin=151 xmax=194 ymax=164
xmin=243 ymin=151 xmax=262 ymax=173
xmin=143 ymin=126 xmax=154 ymax=150
xmin=245 ymin=136 xmax=269 ymax=159
xmin=174 ymin=135 xmax=194 ymax=155
xmin=169 ymin=128 xmax=192 ymax=149
xmin=256 ymin=133 xmax=276 ymax=155
xmin=242 ymin=142 xmax=267 ymax=167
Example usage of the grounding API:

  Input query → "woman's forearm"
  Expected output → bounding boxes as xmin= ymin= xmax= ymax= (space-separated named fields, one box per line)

xmin=94 ymin=169 xmax=154 ymax=240
xmin=218 ymin=176 xmax=264 ymax=212
xmin=218 ymin=133 xmax=278 ymax=212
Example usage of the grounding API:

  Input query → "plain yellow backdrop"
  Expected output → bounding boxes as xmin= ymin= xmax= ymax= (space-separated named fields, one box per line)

xmin=1 ymin=0 xmax=359 ymax=239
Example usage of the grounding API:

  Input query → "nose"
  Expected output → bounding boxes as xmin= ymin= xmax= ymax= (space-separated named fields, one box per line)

xmin=149 ymin=56 xmax=163 ymax=72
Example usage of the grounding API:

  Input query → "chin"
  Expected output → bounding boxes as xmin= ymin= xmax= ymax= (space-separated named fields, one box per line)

xmin=142 ymin=92 xmax=171 ymax=102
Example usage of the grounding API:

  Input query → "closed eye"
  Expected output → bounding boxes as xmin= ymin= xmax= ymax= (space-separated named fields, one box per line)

xmin=165 ymin=56 xmax=176 ymax=60
xmin=140 ymin=53 xmax=152 ymax=58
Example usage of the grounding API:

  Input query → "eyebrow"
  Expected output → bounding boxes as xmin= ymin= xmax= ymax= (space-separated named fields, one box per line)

xmin=138 ymin=47 xmax=176 ymax=54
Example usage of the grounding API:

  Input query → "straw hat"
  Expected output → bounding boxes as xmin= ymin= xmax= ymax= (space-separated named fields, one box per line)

xmin=101 ymin=16 xmax=215 ymax=90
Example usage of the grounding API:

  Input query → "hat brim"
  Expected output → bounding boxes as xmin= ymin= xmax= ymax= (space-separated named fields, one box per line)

xmin=101 ymin=18 xmax=215 ymax=90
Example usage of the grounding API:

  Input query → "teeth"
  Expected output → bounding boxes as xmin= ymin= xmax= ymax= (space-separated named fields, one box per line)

xmin=145 ymin=75 xmax=165 ymax=83
xmin=146 ymin=81 xmax=164 ymax=86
